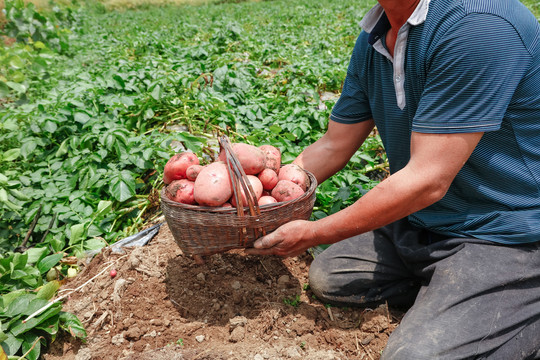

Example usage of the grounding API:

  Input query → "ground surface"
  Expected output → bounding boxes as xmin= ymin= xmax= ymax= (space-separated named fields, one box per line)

xmin=44 ymin=221 xmax=403 ymax=360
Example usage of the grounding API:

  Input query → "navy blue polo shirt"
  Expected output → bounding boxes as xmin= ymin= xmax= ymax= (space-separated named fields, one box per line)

xmin=331 ymin=0 xmax=540 ymax=244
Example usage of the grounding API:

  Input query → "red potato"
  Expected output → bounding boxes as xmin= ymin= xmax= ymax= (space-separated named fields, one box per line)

xmin=221 ymin=202 xmax=233 ymax=208
xmin=166 ymin=179 xmax=196 ymax=205
xmin=259 ymin=144 xmax=281 ymax=174
xmin=278 ymin=164 xmax=310 ymax=191
xmin=271 ymin=180 xmax=305 ymax=202
xmin=186 ymin=164 xmax=204 ymax=181
xmin=194 ymin=162 xmax=233 ymax=206
xmin=258 ymin=168 xmax=279 ymax=191
xmin=258 ymin=195 xmax=278 ymax=206
xmin=218 ymin=143 xmax=266 ymax=175
xmin=230 ymin=175 xmax=264 ymax=207
xmin=163 ymin=152 xmax=200 ymax=184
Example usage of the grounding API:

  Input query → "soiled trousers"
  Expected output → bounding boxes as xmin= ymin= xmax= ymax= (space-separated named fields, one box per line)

xmin=308 ymin=218 xmax=540 ymax=360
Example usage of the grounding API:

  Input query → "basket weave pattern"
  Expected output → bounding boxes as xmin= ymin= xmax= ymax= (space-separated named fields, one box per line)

xmin=161 ymin=138 xmax=317 ymax=257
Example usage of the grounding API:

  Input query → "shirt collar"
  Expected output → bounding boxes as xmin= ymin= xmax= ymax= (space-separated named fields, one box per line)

xmin=360 ymin=0 xmax=431 ymax=43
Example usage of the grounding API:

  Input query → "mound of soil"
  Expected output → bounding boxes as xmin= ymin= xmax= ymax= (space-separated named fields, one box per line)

xmin=44 ymin=222 xmax=403 ymax=360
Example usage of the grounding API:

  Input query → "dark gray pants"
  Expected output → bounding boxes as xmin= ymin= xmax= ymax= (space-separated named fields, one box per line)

xmin=308 ymin=219 xmax=540 ymax=359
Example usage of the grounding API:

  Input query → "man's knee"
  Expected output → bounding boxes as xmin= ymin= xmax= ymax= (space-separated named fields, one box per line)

xmin=381 ymin=329 xmax=449 ymax=360
xmin=307 ymin=256 xmax=334 ymax=301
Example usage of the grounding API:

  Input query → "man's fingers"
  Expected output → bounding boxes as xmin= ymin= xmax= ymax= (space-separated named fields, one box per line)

xmin=253 ymin=233 xmax=280 ymax=249
xmin=244 ymin=247 xmax=276 ymax=256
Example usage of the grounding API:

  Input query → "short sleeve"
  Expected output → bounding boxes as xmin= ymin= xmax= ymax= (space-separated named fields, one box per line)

xmin=330 ymin=32 xmax=373 ymax=124
xmin=412 ymin=13 xmax=532 ymax=133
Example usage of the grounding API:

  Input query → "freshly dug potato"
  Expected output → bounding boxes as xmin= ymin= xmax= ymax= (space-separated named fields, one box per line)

xmin=194 ymin=162 xmax=233 ymax=206
xmin=186 ymin=164 xmax=204 ymax=181
xmin=218 ymin=143 xmax=266 ymax=175
xmin=259 ymin=145 xmax=281 ymax=173
xmin=278 ymin=164 xmax=310 ymax=191
xmin=258 ymin=169 xmax=278 ymax=191
xmin=258 ymin=196 xmax=278 ymax=206
xmin=221 ymin=202 xmax=233 ymax=208
xmin=230 ymin=175 xmax=263 ymax=207
xmin=271 ymin=180 xmax=305 ymax=202
xmin=163 ymin=152 xmax=200 ymax=184
xmin=166 ymin=179 xmax=196 ymax=205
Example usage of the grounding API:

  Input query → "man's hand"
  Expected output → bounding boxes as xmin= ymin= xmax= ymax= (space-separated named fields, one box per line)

xmin=245 ymin=220 xmax=316 ymax=258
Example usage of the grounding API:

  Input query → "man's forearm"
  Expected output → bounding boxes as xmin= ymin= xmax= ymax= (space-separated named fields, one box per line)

xmin=307 ymin=165 xmax=447 ymax=245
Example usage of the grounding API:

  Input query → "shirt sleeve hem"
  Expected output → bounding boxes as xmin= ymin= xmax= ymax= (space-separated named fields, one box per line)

xmin=330 ymin=113 xmax=372 ymax=124
xmin=412 ymin=121 xmax=501 ymax=134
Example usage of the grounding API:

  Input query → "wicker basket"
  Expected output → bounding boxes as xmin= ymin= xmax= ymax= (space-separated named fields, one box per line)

xmin=161 ymin=136 xmax=317 ymax=257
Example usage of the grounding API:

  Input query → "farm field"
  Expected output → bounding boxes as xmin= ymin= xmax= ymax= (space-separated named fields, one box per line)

xmin=1 ymin=0 xmax=539 ymax=359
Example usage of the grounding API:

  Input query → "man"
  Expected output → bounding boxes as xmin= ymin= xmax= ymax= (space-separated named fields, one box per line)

xmin=246 ymin=0 xmax=540 ymax=358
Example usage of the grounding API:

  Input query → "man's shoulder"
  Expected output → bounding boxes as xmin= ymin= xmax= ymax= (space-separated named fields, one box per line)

xmin=426 ymin=0 xmax=539 ymax=50
xmin=429 ymin=0 xmax=538 ymax=32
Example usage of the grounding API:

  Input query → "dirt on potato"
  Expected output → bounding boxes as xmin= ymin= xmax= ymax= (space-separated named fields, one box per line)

xmin=44 ymin=222 xmax=403 ymax=360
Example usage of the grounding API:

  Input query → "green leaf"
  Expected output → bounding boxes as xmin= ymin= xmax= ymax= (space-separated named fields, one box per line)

xmin=0 ymin=189 xmax=7 ymax=203
xmin=269 ymin=124 xmax=282 ymax=134
xmin=5 ymin=82 xmax=26 ymax=94
xmin=1 ymin=290 xmax=27 ymax=309
xmin=36 ymin=280 xmax=60 ymax=300
xmin=8 ymin=189 xmax=29 ymax=202
xmin=2 ymin=149 xmax=20 ymax=162
xmin=25 ymin=248 xmax=47 ymax=264
xmin=0 ymin=326 xmax=7 ymax=343
xmin=55 ymin=139 xmax=69 ymax=157
xmin=69 ymin=223 xmax=85 ymax=246
xmin=96 ymin=200 xmax=112 ymax=217
xmin=3 ymin=294 xmax=34 ymax=318
xmin=10 ymin=302 xmax=62 ymax=336
xmin=110 ymin=179 xmax=135 ymax=202
xmin=150 ymin=84 xmax=162 ymax=100
xmin=74 ymin=112 xmax=90 ymax=124
xmin=0 ymin=332 xmax=22 ymax=356
xmin=21 ymin=333 xmax=41 ymax=360
xmin=20 ymin=141 xmax=37 ymax=160
xmin=59 ymin=312 xmax=86 ymax=339
xmin=83 ymin=238 xmax=106 ymax=251
xmin=42 ymin=120 xmax=57 ymax=133
xmin=36 ymin=254 xmax=63 ymax=274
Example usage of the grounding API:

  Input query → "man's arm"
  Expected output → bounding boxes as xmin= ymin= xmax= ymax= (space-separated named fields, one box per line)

xmin=293 ymin=119 xmax=375 ymax=184
xmin=246 ymin=131 xmax=484 ymax=257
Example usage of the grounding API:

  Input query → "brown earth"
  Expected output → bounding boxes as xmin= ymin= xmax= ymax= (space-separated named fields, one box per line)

xmin=44 ymin=221 xmax=403 ymax=360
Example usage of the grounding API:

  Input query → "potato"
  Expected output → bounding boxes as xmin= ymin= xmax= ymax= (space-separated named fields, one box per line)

xmin=259 ymin=144 xmax=281 ymax=174
xmin=258 ymin=195 xmax=278 ymax=206
xmin=271 ymin=180 xmax=305 ymax=202
xmin=163 ymin=152 xmax=199 ymax=184
xmin=278 ymin=164 xmax=310 ymax=191
xmin=218 ymin=143 xmax=266 ymax=175
xmin=258 ymin=169 xmax=278 ymax=191
xmin=166 ymin=179 xmax=196 ymax=205
xmin=186 ymin=164 xmax=204 ymax=181
xmin=194 ymin=162 xmax=233 ymax=206
xmin=230 ymin=175 xmax=263 ymax=207
xmin=221 ymin=202 xmax=233 ymax=208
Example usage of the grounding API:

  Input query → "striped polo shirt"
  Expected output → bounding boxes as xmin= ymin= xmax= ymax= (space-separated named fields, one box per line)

xmin=330 ymin=0 xmax=540 ymax=244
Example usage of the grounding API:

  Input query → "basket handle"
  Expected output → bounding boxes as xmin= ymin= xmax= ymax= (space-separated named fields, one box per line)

xmin=219 ymin=136 xmax=266 ymax=245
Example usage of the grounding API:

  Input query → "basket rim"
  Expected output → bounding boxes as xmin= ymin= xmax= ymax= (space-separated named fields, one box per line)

xmin=161 ymin=168 xmax=317 ymax=214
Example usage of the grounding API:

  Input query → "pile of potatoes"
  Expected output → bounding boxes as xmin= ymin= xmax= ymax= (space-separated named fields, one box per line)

xmin=163 ymin=143 xmax=310 ymax=208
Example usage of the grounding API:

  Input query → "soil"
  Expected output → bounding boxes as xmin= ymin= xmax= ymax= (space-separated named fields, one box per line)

xmin=44 ymin=221 xmax=404 ymax=360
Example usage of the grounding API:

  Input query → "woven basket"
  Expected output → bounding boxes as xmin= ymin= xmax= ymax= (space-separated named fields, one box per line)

xmin=161 ymin=137 xmax=317 ymax=257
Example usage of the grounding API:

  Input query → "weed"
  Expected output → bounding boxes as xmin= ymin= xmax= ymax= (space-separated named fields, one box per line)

xmin=283 ymin=294 xmax=301 ymax=308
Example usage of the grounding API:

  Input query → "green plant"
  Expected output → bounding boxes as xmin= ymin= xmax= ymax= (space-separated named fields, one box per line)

xmin=283 ymin=294 xmax=301 ymax=308
xmin=0 ymin=280 xmax=86 ymax=360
